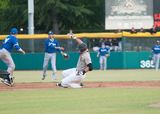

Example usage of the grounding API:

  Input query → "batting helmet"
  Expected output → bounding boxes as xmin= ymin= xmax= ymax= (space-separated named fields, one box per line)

xmin=78 ymin=43 xmax=87 ymax=53
xmin=10 ymin=28 xmax=18 ymax=34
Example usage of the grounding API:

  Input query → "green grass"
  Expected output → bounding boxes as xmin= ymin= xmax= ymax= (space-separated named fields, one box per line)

xmin=0 ymin=88 xmax=160 ymax=114
xmin=86 ymin=69 xmax=160 ymax=82
xmin=0 ymin=70 xmax=160 ymax=114
xmin=13 ymin=69 xmax=160 ymax=83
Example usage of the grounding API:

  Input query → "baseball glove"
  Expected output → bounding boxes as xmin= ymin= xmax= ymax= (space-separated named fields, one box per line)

xmin=62 ymin=52 xmax=69 ymax=59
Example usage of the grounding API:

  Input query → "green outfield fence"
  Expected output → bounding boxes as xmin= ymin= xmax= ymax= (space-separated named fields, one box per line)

xmin=0 ymin=32 xmax=159 ymax=70
xmin=0 ymin=52 xmax=152 ymax=70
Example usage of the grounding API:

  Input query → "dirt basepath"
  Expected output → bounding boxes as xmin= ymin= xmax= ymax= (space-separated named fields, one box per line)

xmin=1 ymin=81 xmax=160 ymax=91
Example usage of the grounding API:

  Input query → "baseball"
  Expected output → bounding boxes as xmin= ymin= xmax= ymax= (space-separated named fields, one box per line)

xmin=20 ymin=28 xmax=24 ymax=32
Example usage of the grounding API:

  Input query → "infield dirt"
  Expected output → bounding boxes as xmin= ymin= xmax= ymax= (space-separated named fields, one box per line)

xmin=1 ymin=81 xmax=160 ymax=91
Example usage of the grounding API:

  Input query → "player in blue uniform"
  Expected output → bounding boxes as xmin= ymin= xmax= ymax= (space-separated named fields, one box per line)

xmin=152 ymin=40 xmax=160 ymax=71
xmin=42 ymin=31 xmax=65 ymax=80
xmin=97 ymin=43 xmax=110 ymax=70
xmin=0 ymin=28 xmax=25 ymax=86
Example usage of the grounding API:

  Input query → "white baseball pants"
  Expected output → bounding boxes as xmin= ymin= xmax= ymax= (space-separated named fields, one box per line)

xmin=61 ymin=68 xmax=85 ymax=88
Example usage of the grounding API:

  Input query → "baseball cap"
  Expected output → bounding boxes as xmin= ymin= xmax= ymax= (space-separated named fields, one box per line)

xmin=48 ymin=31 xmax=54 ymax=35
xmin=10 ymin=28 xmax=18 ymax=34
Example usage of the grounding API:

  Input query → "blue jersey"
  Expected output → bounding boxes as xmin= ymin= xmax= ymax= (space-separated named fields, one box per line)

xmin=45 ymin=38 xmax=61 ymax=53
xmin=1 ymin=35 xmax=21 ymax=52
xmin=99 ymin=47 xmax=110 ymax=56
xmin=152 ymin=45 xmax=160 ymax=54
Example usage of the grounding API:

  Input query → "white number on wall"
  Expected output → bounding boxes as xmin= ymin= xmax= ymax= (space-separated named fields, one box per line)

xmin=140 ymin=60 xmax=154 ymax=68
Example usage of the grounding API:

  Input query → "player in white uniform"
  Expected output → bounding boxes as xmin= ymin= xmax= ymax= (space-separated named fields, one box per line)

xmin=0 ymin=28 xmax=25 ymax=86
xmin=152 ymin=40 xmax=160 ymax=71
xmin=42 ymin=31 xmax=65 ymax=80
xmin=56 ymin=34 xmax=93 ymax=88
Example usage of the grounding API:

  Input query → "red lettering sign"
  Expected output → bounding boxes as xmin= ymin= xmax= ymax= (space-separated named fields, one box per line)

xmin=154 ymin=13 xmax=160 ymax=27
xmin=154 ymin=13 xmax=160 ymax=20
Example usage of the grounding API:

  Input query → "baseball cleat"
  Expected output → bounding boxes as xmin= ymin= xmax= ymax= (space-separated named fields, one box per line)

xmin=42 ymin=74 xmax=46 ymax=80
xmin=52 ymin=74 xmax=57 ymax=80
xmin=1 ymin=78 xmax=13 ymax=87
xmin=41 ymin=77 xmax=45 ymax=80
xmin=56 ymin=83 xmax=68 ymax=88
xmin=80 ymin=83 xmax=84 ymax=87
xmin=10 ymin=77 xmax=14 ymax=86
xmin=56 ymin=83 xmax=62 ymax=87
xmin=0 ymin=73 xmax=14 ymax=87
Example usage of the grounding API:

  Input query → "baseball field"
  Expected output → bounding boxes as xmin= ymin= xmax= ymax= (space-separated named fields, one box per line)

xmin=0 ymin=69 xmax=160 ymax=114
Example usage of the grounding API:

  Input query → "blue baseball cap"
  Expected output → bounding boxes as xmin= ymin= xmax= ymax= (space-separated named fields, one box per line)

xmin=10 ymin=28 xmax=18 ymax=34
xmin=48 ymin=31 xmax=54 ymax=35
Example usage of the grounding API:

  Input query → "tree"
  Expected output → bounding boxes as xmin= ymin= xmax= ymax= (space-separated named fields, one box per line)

xmin=35 ymin=0 xmax=94 ymax=33
xmin=0 ymin=0 xmax=105 ymax=34
xmin=0 ymin=0 xmax=27 ymax=34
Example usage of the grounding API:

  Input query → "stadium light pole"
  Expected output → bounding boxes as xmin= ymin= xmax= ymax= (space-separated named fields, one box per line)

xmin=28 ymin=0 xmax=34 ymax=52
xmin=28 ymin=0 xmax=34 ymax=34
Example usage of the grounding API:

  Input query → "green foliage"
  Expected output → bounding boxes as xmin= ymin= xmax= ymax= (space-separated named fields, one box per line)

xmin=0 ymin=0 xmax=9 ymax=9
xmin=35 ymin=0 xmax=96 ymax=33
xmin=0 ymin=0 xmax=27 ymax=34
xmin=0 ymin=0 xmax=105 ymax=34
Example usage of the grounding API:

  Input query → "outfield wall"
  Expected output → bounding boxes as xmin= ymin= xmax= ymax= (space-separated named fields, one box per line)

xmin=0 ymin=52 xmax=153 ymax=70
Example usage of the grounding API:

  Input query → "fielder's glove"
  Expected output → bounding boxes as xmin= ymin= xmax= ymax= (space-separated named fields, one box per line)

xmin=61 ymin=52 xmax=69 ymax=59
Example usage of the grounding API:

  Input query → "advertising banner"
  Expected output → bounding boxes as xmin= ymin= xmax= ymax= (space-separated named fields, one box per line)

xmin=105 ymin=0 xmax=153 ymax=30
